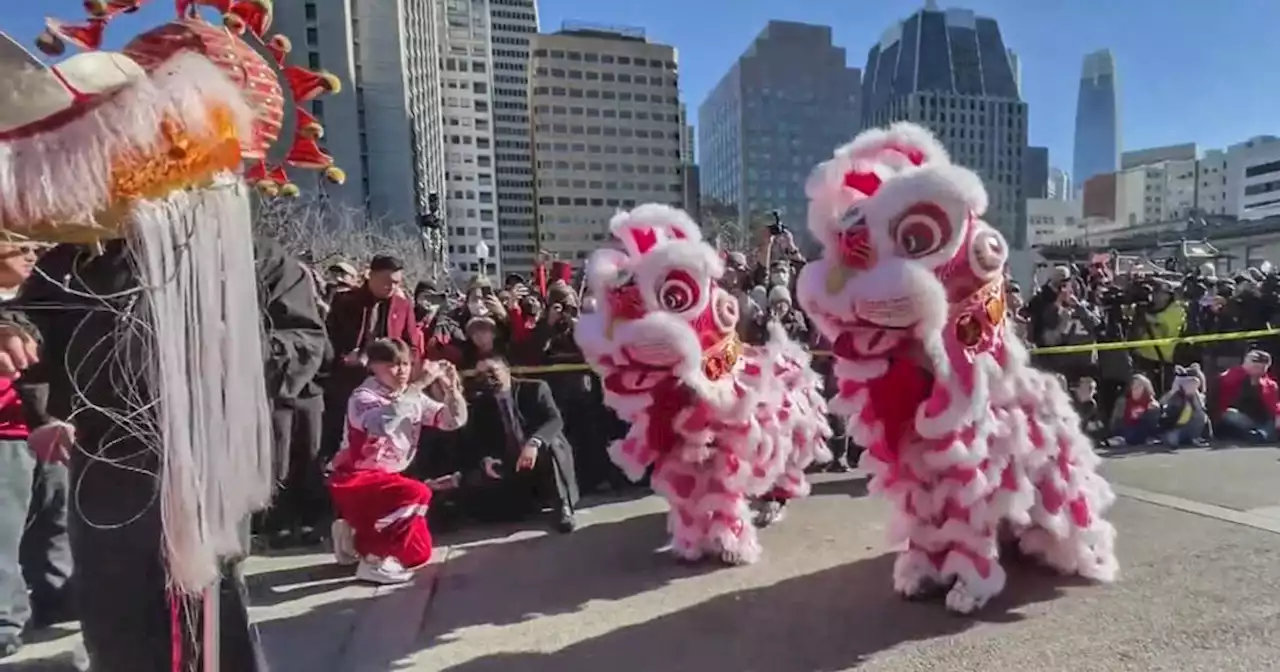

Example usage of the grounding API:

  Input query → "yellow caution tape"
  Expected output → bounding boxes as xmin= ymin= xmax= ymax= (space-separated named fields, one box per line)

xmin=1027 ymin=327 xmax=1280 ymax=355
xmin=490 ymin=328 xmax=1280 ymax=375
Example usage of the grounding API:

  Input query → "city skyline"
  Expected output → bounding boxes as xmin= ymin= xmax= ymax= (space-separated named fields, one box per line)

xmin=9 ymin=0 xmax=1277 ymax=213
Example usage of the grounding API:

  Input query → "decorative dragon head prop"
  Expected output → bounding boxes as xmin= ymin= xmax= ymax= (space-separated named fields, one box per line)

xmin=36 ymin=0 xmax=345 ymax=197
xmin=796 ymin=122 xmax=1010 ymax=379
xmin=576 ymin=204 xmax=744 ymax=405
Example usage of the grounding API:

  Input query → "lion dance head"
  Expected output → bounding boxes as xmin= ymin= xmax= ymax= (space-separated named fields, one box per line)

xmin=576 ymin=204 xmax=744 ymax=416
xmin=797 ymin=122 xmax=1012 ymax=392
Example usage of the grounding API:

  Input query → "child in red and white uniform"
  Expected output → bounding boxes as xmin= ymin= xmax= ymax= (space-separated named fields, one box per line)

xmin=328 ymin=339 xmax=467 ymax=584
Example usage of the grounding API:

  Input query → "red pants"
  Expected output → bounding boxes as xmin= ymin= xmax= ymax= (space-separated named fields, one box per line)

xmin=328 ymin=470 xmax=434 ymax=569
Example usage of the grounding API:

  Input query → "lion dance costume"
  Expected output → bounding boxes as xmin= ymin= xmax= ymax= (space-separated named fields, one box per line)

xmin=576 ymin=204 xmax=831 ymax=565
xmin=796 ymin=123 xmax=1119 ymax=613
xmin=1 ymin=1 xmax=341 ymax=667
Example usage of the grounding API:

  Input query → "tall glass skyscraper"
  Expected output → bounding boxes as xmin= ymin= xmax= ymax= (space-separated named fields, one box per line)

xmin=698 ymin=21 xmax=861 ymax=251
xmin=1072 ymin=49 xmax=1120 ymax=191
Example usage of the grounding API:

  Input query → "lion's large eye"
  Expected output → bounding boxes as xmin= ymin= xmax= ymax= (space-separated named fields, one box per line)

xmin=893 ymin=203 xmax=951 ymax=258
xmin=657 ymin=269 xmax=701 ymax=313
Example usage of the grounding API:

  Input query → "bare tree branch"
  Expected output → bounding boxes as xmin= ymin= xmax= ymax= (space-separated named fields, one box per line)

xmin=252 ymin=196 xmax=443 ymax=284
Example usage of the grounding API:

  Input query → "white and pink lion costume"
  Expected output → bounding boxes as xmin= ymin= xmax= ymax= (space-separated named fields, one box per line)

xmin=576 ymin=204 xmax=831 ymax=565
xmin=796 ymin=123 xmax=1119 ymax=613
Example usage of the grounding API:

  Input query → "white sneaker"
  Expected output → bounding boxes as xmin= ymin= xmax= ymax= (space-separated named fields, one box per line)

xmin=331 ymin=519 xmax=359 ymax=566
xmin=72 ymin=640 xmax=91 ymax=671
xmin=355 ymin=556 xmax=414 ymax=585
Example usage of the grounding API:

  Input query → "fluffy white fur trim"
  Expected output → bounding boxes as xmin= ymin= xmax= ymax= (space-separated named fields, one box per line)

xmin=0 ymin=51 xmax=255 ymax=233
xmin=804 ymin=122 xmax=954 ymax=250
xmin=609 ymin=203 xmax=704 ymax=258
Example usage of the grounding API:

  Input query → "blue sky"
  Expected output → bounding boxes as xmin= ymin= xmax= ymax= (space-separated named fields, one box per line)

xmin=8 ymin=0 xmax=1277 ymax=173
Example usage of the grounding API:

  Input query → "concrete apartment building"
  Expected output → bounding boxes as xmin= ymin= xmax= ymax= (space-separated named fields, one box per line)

xmin=860 ymin=5 xmax=1027 ymax=246
xmin=1080 ymin=138 xmax=1278 ymax=231
xmin=530 ymin=25 xmax=685 ymax=263
xmin=1227 ymin=136 xmax=1280 ymax=221
xmin=1121 ymin=142 xmax=1196 ymax=170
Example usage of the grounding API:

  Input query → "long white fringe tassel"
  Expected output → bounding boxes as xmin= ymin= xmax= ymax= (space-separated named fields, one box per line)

xmin=128 ymin=176 xmax=275 ymax=595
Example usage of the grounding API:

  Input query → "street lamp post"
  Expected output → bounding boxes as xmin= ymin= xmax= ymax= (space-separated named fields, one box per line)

xmin=476 ymin=240 xmax=490 ymax=279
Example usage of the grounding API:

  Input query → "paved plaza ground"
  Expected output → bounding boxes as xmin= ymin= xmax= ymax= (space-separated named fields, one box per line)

xmin=11 ymin=443 xmax=1280 ymax=671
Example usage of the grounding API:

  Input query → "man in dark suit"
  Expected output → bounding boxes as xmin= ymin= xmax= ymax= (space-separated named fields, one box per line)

xmin=458 ymin=355 xmax=579 ymax=532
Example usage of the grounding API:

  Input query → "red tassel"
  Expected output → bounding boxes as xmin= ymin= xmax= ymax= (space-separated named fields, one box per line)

xmin=46 ymin=18 xmax=108 ymax=51
xmin=227 ymin=0 xmax=270 ymax=37
xmin=534 ymin=261 xmax=547 ymax=296
xmin=169 ymin=591 xmax=182 ymax=672
xmin=285 ymin=136 xmax=333 ymax=169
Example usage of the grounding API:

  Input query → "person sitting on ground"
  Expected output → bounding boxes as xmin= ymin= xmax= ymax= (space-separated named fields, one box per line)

xmin=1158 ymin=365 xmax=1210 ymax=447
xmin=328 ymin=339 xmax=468 ymax=585
xmin=457 ymin=355 xmax=579 ymax=532
xmin=1101 ymin=374 xmax=1161 ymax=447
xmin=1215 ymin=349 xmax=1280 ymax=444
xmin=1072 ymin=377 xmax=1106 ymax=439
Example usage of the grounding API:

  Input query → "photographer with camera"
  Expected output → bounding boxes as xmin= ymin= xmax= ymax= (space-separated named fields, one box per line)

xmin=1129 ymin=277 xmax=1186 ymax=393
xmin=1038 ymin=279 xmax=1102 ymax=384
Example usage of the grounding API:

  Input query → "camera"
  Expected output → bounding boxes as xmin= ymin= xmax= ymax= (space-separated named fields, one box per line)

xmin=767 ymin=210 xmax=786 ymax=237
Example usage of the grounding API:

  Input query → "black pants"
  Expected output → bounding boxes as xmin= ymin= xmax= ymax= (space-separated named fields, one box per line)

xmin=456 ymin=442 xmax=579 ymax=523
xmin=265 ymin=396 xmax=327 ymax=531
xmin=70 ymin=447 xmax=266 ymax=671
xmin=0 ymin=439 xmax=72 ymax=638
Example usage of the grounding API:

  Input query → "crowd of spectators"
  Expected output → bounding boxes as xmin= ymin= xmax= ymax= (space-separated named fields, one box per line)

xmin=266 ymin=223 xmax=854 ymax=554
xmin=10 ymin=222 xmax=1280 ymax=651
xmin=1017 ymin=257 xmax=1280 ymax=450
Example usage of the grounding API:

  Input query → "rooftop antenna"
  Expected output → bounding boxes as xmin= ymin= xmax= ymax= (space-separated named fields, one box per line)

xmin=925 ymin=0 xmax=939 ymax=9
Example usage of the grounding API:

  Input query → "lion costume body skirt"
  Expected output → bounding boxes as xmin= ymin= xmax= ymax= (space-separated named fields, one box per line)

xmin=576 ymin=204 xmax=831 ymax=565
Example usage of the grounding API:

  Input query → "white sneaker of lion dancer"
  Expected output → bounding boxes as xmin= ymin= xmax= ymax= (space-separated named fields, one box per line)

xmin=355 ymin=556 xmax=415 ymax=585
xmin=331 ymin=519 xmax=359 ymax=566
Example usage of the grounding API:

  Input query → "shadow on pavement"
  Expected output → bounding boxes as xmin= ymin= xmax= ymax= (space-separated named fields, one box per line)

xmin=433 ymin=554 xmax=1082 ymax=672
xmin=1099 ymin=440 xmax=1271 ymax=460
xmin=257 ymin=510 xmax=718 ymax=672
xmin=808 ymin=475 xmax=870 ymax=499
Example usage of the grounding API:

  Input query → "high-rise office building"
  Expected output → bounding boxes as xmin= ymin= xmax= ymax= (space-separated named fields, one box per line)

xmin=1007 ymin=48 xmax=1021 ymax=97
xmin=487 ymin=0 xmax=540 ymax=277
xmin=1023 ymin=146 xmax=1049 ymax=200
xmin=530 ymin=25 xmax=684 ymax=264
xmin=1072 ymin=49 xmax=1120 ymax=190
xmin=438 ymin=0 xmax=503 ymax=279
xmin=275 ymin=0 xmax=543 ymax=280
xmin=1047 ymin=167 xmax=1071 ymax=201
xmin=677 ymin=103 xmax=700 ymax=216
xmin=698 ymin=21 xmax=861 ymax=251
xmin=275 ymin=1 xmax=444 ymax=226
xmin=860 ymin=7 xmax=1028 ymax=247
